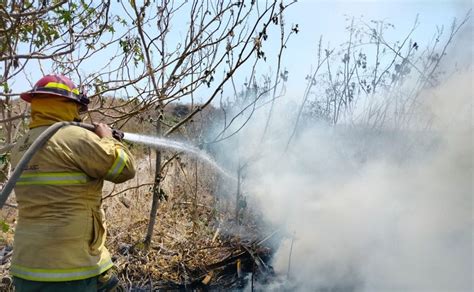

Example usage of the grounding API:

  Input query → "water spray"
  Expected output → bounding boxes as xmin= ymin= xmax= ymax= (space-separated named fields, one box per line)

xmin=0 ymin=122 xmax=234 ymax=209
xmin=122 ymin=132 xmax=234 ymax=180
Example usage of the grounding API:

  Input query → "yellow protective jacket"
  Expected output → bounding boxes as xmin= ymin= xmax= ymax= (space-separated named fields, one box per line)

xmin=10 ymin=125 xmax=136 ymax=282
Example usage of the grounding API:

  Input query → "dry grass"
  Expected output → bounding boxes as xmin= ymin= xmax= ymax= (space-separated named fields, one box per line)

xmin=102 ymin=152 xmax=269 ymax=290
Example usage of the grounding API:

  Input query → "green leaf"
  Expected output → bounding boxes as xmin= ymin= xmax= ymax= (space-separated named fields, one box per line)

xmin=0 ymin=220 xmax=9 ymax=233
xmin=0 ymin=154 xmax=8 ymax=165
xmin=61 ymin=10 xmax=73 ymax=24
xmin=1 ymin=82 xmax=9 ymax=93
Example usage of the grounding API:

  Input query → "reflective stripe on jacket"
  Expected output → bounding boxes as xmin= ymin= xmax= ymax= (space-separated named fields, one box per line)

xmin=10 ymin=125 xmax=136 ymax=281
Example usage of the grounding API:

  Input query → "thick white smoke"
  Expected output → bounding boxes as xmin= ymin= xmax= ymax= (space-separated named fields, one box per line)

xmin=215 ymin=68 xmax=472 ymax=291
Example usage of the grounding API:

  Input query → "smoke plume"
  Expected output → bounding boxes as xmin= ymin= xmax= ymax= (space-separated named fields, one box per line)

xmin=215 ymin=67 xmax=472 ymax=291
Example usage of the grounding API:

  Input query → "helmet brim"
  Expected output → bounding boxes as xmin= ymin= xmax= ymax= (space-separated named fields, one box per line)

xmin=20 ymin=90 xmax=89 ymax=112
xmin=20 ymin=90 xmax=83 ymax=103
xmin=20 ymin=91 xmax=33 ymax=102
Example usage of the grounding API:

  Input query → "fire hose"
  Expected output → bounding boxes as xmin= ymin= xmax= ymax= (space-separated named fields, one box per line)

xmin=0 ymin=121 xmax=123 ymax=209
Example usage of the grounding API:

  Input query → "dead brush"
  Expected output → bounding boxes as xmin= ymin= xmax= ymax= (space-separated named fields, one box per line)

xmin=102 ymin=152 xmax=275 ymax=290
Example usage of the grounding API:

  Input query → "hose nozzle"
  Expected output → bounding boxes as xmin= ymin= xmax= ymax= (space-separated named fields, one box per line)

xmin=112 ymin=129 xmax=124 ymax=141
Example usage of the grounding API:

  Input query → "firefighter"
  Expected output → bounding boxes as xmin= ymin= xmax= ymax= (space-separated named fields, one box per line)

xmin=10 ymin=74 xmax=136 ymax=291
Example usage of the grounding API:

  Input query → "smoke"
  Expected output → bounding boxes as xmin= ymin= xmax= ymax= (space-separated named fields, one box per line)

xmin=213 ymin=67 xmax=472 ymax=291
xmin=441 ymin=7 xmax=473 ymax=73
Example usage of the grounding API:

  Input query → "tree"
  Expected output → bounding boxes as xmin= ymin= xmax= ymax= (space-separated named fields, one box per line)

xmin=120 ymin=0 xmax=296 ymax=248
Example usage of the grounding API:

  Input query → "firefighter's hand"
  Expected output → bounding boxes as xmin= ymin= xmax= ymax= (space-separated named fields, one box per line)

xmin=94 ymin=123 xmax=113 ymax=138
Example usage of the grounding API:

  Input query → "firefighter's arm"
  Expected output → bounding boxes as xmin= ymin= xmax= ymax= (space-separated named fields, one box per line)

xmin=67 ymin=126 xmax=136 ymax=183
xmin=101 ymin=138 xmax=136 ymax=183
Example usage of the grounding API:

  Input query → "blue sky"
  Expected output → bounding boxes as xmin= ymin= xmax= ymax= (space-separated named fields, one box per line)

xmin=268 ymin=0 xmax=472 ymax=98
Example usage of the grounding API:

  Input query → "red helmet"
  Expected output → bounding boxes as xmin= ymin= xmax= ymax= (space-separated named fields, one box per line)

xmin=20 ymin=74 xmax=89 ymax=110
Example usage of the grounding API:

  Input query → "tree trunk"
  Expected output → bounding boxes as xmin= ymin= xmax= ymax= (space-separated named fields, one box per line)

xmin=144 ymin=118 xmax=162 ymax=249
